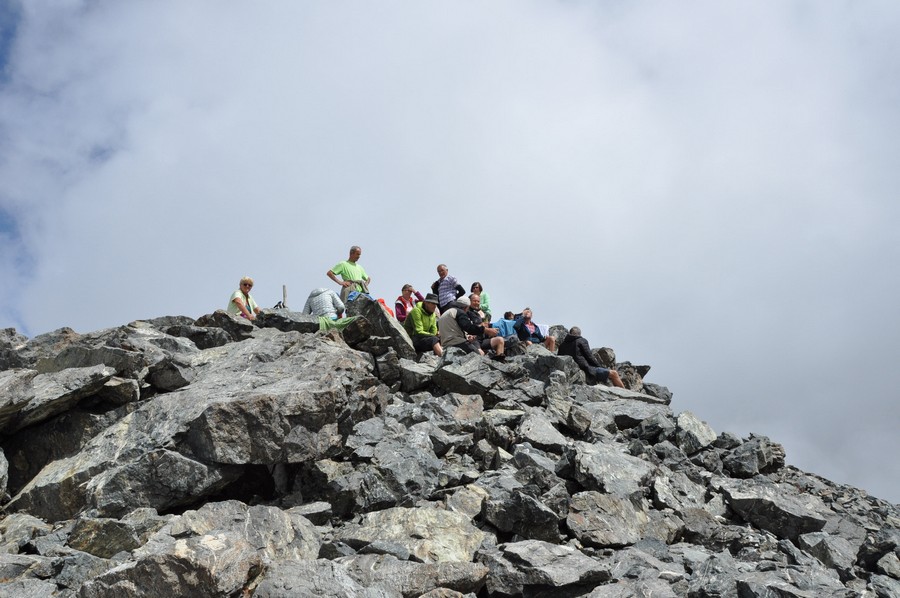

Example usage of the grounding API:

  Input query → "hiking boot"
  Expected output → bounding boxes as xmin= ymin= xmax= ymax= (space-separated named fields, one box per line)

xmin=490 ymin=353 xmax=506 ymax=363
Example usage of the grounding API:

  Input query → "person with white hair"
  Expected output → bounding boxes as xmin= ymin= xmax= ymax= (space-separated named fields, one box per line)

xmin=227 ymin=276 xmax=262 ymax=320
xmin=437 ymin=296 xmax=483 ymax=354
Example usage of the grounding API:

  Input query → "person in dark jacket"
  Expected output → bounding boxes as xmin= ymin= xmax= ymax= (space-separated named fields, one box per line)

xmin=513 ymin=308 xmax=556 ymax=351
xmin=437 ymin=296 xmax=483 ymax=354
xmin=558 ymin=326 xmax=624 ymax=387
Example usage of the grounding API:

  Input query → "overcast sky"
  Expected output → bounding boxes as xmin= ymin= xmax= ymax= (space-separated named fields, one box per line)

xmin=1 ymin=1 xmax=897 ymax=503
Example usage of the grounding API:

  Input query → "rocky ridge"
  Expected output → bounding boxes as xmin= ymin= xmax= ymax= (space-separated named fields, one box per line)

xmin=0 ymin=296 xmax=897 ymax=597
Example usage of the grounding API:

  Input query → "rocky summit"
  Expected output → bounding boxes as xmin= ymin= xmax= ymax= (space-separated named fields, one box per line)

xmin=0 ymin=296 xmax=897 ymax=598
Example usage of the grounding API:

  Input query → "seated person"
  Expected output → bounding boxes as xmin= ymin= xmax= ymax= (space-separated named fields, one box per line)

xmin=227 ymin=276 xmax=261 ymax=320
xmin=468 ymin=294 xmax=505 ymax=361
xmin=403 ymin=293 xmax=443 ymax=356
xmin=395 ymin=284 xmax=425 ymax=322
xmin=492 ymin=311 xmax=518 ymax=339
xmin=558 ymin=326 xmax=624 ymax=387
xmin=437 ymin=296 xmax=483 ymax=354
xmin=514 ymin=308 xmax=556 ymax=351
xmin=470 ymin=281 xmax=491 ymax=323
xmin=302 ymin=287 xmax=345 ymax=320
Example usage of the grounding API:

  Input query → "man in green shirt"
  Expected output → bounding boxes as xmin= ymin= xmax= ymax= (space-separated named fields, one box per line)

xmin=403 ymin=293 xmax=443 ymax=356
xmin=327 ymin=245 xmax=371 ymax=302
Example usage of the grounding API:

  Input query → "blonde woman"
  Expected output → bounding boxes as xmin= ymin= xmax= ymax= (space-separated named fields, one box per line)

xmin=227 ymin=276 xmax=261 ymax=320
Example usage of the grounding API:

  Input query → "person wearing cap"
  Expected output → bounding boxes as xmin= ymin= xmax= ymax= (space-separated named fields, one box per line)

xmin=437 ymin=295 xmax=484 ymax=354
xmin=403 ymin=293 xmax=443 ymax=356
xmin=558 ymin=326 xmax=624 ymax=387
xmin=395 ymin=284 xmax=425 ymax=323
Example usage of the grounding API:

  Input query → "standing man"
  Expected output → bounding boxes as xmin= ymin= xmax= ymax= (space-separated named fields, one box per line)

xmin=327 ymin=245 xmax=371 ymax=303
xmin=431 ymin=264 xmax=465 ymax=314
xmin=558 ymin=326 xmax=625 ymax=387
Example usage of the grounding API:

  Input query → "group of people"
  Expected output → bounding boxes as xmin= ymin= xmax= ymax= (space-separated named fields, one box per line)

xmin=227 ymin=245 xmax=624 ymax=387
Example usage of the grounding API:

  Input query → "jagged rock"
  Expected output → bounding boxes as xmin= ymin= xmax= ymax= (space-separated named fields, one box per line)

xmin=35 ymin=342 xmax=148 ymax=379
xmin=478 ymin=539 xmax=611 ymax=595
xmin=517 ymin=412 xmax=569 ymax=452
xmin=722 ymin=435 xmax=786 ymax=478
xmin=375 ymin=348 xmax=401 ymax=384
xmin=0 ymin=365 xmax=116 ymax=434
xmin=716 ymin=477 xmax=829 ymax=541
xmin=522 ymin=345 xmax=583 ymax=384
xmin=651 ymin=471 xmax=708 ymax=514
xmin=566 ymin=491 xmax=649 ymax=547
xmin=3 ymin=404 xmax=133 ymax=498
xmin=0 ymin=328 xmax=29 ymax=371
xmin=0 ymin=513 xmax=53 ymax=553
xmin=476 ymin=469 xmax=564 ymax=543
xmin=93 ymin=376 xmax=141 ymax=405
xmin=253 ymin=559 xmax=401 ymax=598
xmin=0 ymin=448 xmax=7 ymax=499
xmin=0 ymin=312 xmax=894 ymax=597
xmin=798 ymin=531 xmax=858 ymax=579
xmin=193 ymin=310 xmax=255 ymax=341
xmin=595 ymin=347 xmax=616 ymax=368
xmin=165 ymin=324 xmax=231 ymax=349
xmin=870 ymin=575 xmax=900 ymax=598
xmin=433 ymin=351 xmax=517 ymax=396
xmin=80 ymin=500 xmax=319 ymax=598
xmin=565 ymin=440 xmax=654 ymax=496
xmin=6 ymin=330 xmax=379 ymax=521
xmin=254 ymin=308 xmax=321 ymax=333
xmin=636 ymin=412 xmax=677 ymax=443
xmin=1 ymin=327 xmax=82 ymax=372
xmin=642 ymin=381 xmax=673 ymax=403
xmin=346 ymin=295 xmax=416 ymax=359
xmin=67 ymin=509 xmax=170 ymax=559
xmin=333 ymin=507 xmax=486 ymax=563
xmin=0 ymin=579 xmax=59 ymax=597
xmin=336 ymin=553 xmax=489 ymax=597
xmin=570 ymin=383 xmax=671 ymax=406
xmin=147 ymin=355 xmax=195 ymax=391
xmin=675 ymin=411 xmax=717 ymax=455
xmin=398 ymin=358 xmax=436 ymax=393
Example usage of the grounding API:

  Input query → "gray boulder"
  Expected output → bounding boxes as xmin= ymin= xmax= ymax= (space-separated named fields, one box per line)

xmin=564 ymin=441 xmax=654 ymax=496
xmin=254 ymin=308 xmax=321 ymax=333
xmin=336 ymin=553 xmax=489 ymax=597
xmin=333 ymin=507 xmax=486 ymax=563
xmin=0 ymin=365 xmax=115 ymax=435
xmin=346 ymin=295 xmax=415 ymax=359
xmin=566 ymin=491 xmax=649 ymax=547
xmin=722 ymin=435 xmax=786 ymax=478
xmin=478 ymin=539 xmax=610 ymax=595
xmin=675 ymin=411 xmax=717 ymax=455
xmin=716 ymin=477 xmax=829 ymax=541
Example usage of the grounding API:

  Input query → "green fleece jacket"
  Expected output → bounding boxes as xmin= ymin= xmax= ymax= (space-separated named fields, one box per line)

xmin=403 ymin=302 xmax=438 ymax=337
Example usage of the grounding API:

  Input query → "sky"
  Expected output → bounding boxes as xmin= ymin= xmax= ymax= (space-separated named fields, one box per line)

xmin=0 ymin=1 xmax=897 ymax=503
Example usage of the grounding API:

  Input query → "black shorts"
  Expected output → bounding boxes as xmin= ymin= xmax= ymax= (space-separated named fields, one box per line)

xmin=450 ymin=340 xmax=480 ymax=354
xmin=412 ymin=335 xmax=440 ymax=353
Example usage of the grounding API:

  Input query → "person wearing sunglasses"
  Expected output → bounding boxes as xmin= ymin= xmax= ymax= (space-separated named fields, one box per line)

xmin=227 ymin=276 xmax=261 ymax=320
